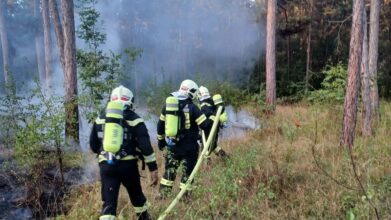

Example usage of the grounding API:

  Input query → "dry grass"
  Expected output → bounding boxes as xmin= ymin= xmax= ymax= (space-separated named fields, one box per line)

xmin=56 ymin=103 xmax=391 ymax=220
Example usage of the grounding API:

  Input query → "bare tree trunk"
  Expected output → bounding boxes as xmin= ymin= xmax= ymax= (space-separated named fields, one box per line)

xmin=0 ymin=0 xmax=10 ymax=88
xmin=49 ymin=0 xmax=65 ymax=69
xmin=34 ymin=0 xmax=46 ymax=86
xmin=266 ymin=0 xmax=277 ymax=110
xmin=368 ymin=0 xmax=380 ymax=122
xmin=61 ymin=0 xmax=79 ymax=142
xmin=305 ymin=0 xmax=313 ymax=93
xmin=341 ymin=0 xmax=364 ymax=148
xmin=361 ymin=9 xmax=372 ymax=136
xmin=42 ymin=0 xmax=53 ymax=91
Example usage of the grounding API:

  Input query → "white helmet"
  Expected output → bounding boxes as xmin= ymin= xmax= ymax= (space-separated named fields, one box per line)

xmin=179 ymin=79 xmax=199 ymax=99
xmin=198 ymin=86 xmax=210 ymax=101
xmin=110 ymin=85 xmax=134 ymax=107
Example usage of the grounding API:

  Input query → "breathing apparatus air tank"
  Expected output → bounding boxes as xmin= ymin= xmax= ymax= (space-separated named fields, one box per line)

xmin=165 ymin=96 xmax=179 ymax=147
xmin=103 ymin=101 xmax=125 ymax=164
xmin=213 ymin=94 xmax=228 ymax=124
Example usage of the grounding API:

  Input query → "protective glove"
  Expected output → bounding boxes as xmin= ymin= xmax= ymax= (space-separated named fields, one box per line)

xmin=158 ymin=139 xmax=167 ymax=151
xmin=150 ymin=170 xmax=159 ymax=187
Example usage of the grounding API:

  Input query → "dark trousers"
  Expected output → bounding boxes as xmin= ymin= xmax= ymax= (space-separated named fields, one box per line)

xmin=159 ymin=151 xmax=198 ymax=193
xmin=99 ymin=160 xmax=148 ymax=218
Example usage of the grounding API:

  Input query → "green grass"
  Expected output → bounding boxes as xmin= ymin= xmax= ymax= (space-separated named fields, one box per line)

xmin=56 ymin=102 xmax=391 ymax=220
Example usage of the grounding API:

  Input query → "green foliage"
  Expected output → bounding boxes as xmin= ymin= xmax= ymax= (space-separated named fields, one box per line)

xmin=185 ymin=147 xmax=271 ymax=219
xmin=140 ymin=80 xmax=265 ymax=115
xmin=0 ymin=81 xmax=65 ymax=168
xmin=204 ymin=81 xmax=252 ymax=108
xmin=0 ymin=81 xmax=23 ymax=147
xmin=140 ymin=81 xmax=175 ymax=115
xmin=0 ymin=80 xmax=70 ymax=218
xmin=308 ymin=63 xmax=347 ymax=103
xmin=15 ymin=87 xmax=65 ymax=167
xmin=195 ymin=77 xmax=261 ymax=107
xmin=76 ymin=0 xmax=123 ymax=121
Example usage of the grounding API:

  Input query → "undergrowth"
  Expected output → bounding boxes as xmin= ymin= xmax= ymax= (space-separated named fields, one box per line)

xmin=56 ymin=103 xmax=390 ymax=220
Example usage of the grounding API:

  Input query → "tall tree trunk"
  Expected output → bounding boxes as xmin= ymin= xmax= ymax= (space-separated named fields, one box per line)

xmin=266 ymin=0 xmax=277 ymax=110
xmin=61 ymin=0 xmax=79 ymax=142
xmin=49 ymin=0 xmax=65 ymax=69
xmin=42 ymin=0 xmax=53 ymax=90
xmin=0 ymin=0 xmax=10 ymax=88
xmin=305 ymin=0 xmax=313 ymax=93
xmin=341 ymin=0 xmax=364 ymax=148
xmin=34 ymin=0 xmax=46 ymax=86
xmin=368 ymin=0 xmax=380 ymax=122
xmin=361 ymin=9 xmax=372 ymax=137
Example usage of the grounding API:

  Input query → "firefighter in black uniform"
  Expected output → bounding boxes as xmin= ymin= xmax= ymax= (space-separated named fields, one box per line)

xmin=90 ymin=86 xmax=158 ymax=220
xmin=198 ymin=86 xmax=228 ymax=158
xmin=157 ymin=79 xmax=212 ymax=197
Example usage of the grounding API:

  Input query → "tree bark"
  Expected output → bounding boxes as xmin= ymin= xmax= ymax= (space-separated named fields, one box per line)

xmin=341 ymin=0 xmax=364 ymax=148
xmin=42 ymin=0 xmax=53 ymax=90
xmin=368 ymin=0 xmax=380 ymax=122
xmin=0 ymin=0 xmax=10 ymax=88
xmin=61 ymin=0 xmax=79 ymax=142
xmin=34 ymin=0 xmax=46 ymax=86
xmin=361 ymin=9 xmax=372 ymax=137
xmin=266 ymin=0 xmax=277 ymax=110
xmin=49 ymin=0 xmax=65 ymax=70
xmin=305 ymin=0 xmax=313 ymax=93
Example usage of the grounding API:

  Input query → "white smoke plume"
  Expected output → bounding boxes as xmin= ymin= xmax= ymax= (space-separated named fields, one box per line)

xmin=94 ymin=0 xmax=265 ymax=87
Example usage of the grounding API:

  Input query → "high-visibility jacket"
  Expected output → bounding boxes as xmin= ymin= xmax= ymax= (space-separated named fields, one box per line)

xmin=89 ymin=108 xmax=157 ymax=171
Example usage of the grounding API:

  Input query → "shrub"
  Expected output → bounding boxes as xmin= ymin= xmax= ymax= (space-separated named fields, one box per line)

xmin=0 ymin=81 xmax=68 ymax=217
xmin=308 ymin=63 xmax=347 ymax=103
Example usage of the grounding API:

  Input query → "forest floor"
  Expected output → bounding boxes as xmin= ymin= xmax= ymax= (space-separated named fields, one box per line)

xmin=56 ymin=103 xmax=391 ymax=220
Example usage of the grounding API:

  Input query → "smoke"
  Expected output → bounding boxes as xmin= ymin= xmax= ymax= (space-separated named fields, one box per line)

xmin=2 ymin=0 xmax=265 ymax=93
xmin=94 ymin=0 xmax=265 ymax=87
xmin=221 ymin=105 xmax=261 ymax=139
xmin=0 ymin=0 xmax=265 ymax=184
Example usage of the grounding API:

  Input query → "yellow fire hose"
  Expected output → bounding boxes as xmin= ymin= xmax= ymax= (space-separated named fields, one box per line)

xmin=158 ymin=106 xmax=223 ymax=220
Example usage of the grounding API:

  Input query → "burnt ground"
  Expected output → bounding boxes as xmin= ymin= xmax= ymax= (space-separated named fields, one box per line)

xmin=0 ymin=153 xmax=84 ymax=220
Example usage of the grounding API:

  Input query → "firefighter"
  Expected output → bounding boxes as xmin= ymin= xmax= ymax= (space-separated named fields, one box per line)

xmin=198 ymin=86 xmax=229 ymax=158
xmin=90 ymin=85 xmax=159 ymax=220
xmin=157 ymin=79 xmax=212 ymax=198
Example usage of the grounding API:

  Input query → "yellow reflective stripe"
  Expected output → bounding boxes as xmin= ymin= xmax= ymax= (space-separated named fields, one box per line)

xmin=185 ymin=112 xmax=190 ymax=129
xmin=196 ymin=114 xmax=207 ymax=125
xmin=95 ymin=118 xmax=105 ymax=124
xmin=98 ymin=155 xmax=137 ymax=163
xmin=201 ymin=102 xmax=212 ymax=107
xmin=126 ymin=118 xmax=144 ymax=127
xmin=157 ymin=134 xmax=165 ymax=140
xmin=98 ymin=155 xmax=106 ymax=163
xmin=160 ymin=114 xmax=166 ymax=121
xmin=213 ymin=98 xmax=223 ymax=105
xmin=180 ymin=182 xmax=193 ymax=190
xmin=106 ymin=108 xmax=123 ymax=115
xmin=99 ymin=214 xmax=116 ymax=220
xmin=144 ymin=153 xmax=156 ymax=163
xmin=166 ymin=103 xmax=178 ymax=109
xmin=121 ymin=155 xmax=137 ymax=160
xmin=209 ymin=115 xmax=216 ymax=121
xmin=134 ymin=201 xmax=149 ymax=213
xmin=213 ymin=94 xmax=223 ymax=105
xmin=160 ymin=178 xmax=174 ymax=187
